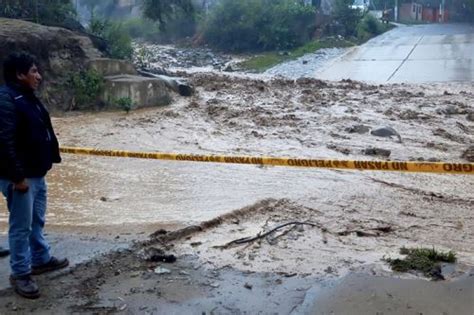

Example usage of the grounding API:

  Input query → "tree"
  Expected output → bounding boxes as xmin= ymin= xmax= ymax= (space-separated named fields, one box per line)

xmin=467 ymin=0 xmax=474 ymax=21
xmin=332 ymin=0 xmax=362 ymax=37
xmin=203 ymin=0 xmax=316 ymax=52
xmin=0 ymin=0 xmax=76 ymax=25
xmin=141 ymin=0 xmax=194 ymax=29
xmin=0 ymin=0 xmax=76 ymax=24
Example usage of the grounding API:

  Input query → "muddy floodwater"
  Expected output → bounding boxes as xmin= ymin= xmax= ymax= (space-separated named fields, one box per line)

xmin=0 ymin=74 xmax=471 ymax=269
xmin=0 ymin=65 xmax=472 ymax=314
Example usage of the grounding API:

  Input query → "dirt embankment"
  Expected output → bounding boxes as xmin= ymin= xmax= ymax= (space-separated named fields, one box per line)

xmin=0 ymin=73 xmax=472 ymax=313
xmin=0 ymin=18 xmax=103 ymax=111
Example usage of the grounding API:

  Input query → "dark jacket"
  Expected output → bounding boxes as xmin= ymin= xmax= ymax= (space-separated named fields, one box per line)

xmin=0 ymin=83 xmax=61 ymax=183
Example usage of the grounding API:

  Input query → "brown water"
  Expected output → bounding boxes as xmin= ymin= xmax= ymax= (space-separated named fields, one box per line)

xmin=0 ymin=75 xmax=472 ymax=268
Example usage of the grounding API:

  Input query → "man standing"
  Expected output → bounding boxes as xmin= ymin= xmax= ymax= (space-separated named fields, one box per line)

xmin=0 ymin=52 xmax=68 ymax=299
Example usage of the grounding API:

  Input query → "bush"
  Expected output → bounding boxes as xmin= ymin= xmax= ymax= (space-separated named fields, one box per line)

xmin=332 ymin=0 xmax=363 ymax=37
xmin=89 ymin=16 xmax=133 ymax=60
xmin=0 ymin=0 xmax=76 ymax=25
xmin=157 ymin=13 xmax=198 ymax=42
xmin=384 ymin=247 xmax=456 ymax=280
xmin=356 ymin=14 xmax=388 ymax=41
xmin=68 ymin=69 xmax=104 ymax=110
xmin=114 ymin=97 xmax=133 ymax=113
xmin=121 ymin=16 xmax=196 ymax=43
xmin=122 ymin=18 xmax=161 ymax=42
xmin=203 ymin=0 xmax=316 ymax=52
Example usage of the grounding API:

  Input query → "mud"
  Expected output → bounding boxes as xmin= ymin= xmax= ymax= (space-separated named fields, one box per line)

xmin=28 ymin=73 xmax=473 ymax=228
xmin=0 ymin=73 xmax=472 ymax=313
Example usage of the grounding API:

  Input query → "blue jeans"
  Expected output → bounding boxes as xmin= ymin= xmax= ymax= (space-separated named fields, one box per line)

xmin=0 ymin=177 xmax=51 ymax=276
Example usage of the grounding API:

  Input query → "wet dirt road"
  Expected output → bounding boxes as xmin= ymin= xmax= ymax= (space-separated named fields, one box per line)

xmin=315 ymin=23 xmax=474 ymax=83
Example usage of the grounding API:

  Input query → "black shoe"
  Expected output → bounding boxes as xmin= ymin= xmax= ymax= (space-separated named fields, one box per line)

xmin=31 ymin=256 xmax=69 ymax=275
xmin=0 ymin=247 xmax=9 ymax=257
xmin=9 ymin=274 xmax=40 ymax=299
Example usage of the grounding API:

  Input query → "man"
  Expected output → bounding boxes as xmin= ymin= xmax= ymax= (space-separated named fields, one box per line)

xmin=0 ymin=52 xmax=68 ymax=299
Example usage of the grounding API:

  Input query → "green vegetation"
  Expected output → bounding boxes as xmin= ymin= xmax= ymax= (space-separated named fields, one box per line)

xmin=203 ymin=0 xmax=316 ymax=52
xmin=68 ymin=69 xmax=104 ymax=110
xmin=384 ymin=247 xmax=456 ymax=280
xmin=1 ymin=0 xmax=394 ymax=64
xmin=239 ymin=38 xmax=355 ymax=72
xmin=122 ymin=18 xmax=161 ymax=42
xmin=206 ymin=1 xmax=390 ymax=71
xmin=114 ymin=97 xmax=133 ymax=113
xmin=332 ymin=0 xmax=363 ymax=37
xmin=356 ymin=14 xmax=392 ymax=42
xmin=89 ymin=17 xmax=133 ymax=60
xmin=142 ymin=0 xmax=194 ymax=29
xmin=0 ymin=0 xmax=76 ymax=25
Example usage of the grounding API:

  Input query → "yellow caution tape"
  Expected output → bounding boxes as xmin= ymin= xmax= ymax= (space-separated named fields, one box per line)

xmin=59 ymin=146 xmax=474 ymax=175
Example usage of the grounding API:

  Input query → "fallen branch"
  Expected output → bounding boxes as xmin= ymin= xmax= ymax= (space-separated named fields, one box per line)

xmin=266 ymin=224 xmax=298 ymax=245
xmin=218 ymin=221 xmax=326 ymax=249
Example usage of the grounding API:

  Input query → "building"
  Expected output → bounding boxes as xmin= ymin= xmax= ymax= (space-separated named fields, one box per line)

xmin=398 ymin=0 xmax=469 ymax=22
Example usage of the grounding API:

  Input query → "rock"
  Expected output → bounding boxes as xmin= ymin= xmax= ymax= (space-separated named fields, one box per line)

xmin=370 ymin=126 xmax=402 ymax=143
xmin=399 ymin=109 xmax=425 ymax=120
xmin=244 ymin=283 xmax=253 ymax=290
xmin=0 ymin=18 xmax=103 ymax=110
xmin=436 ymin=105 xmax=465 ymax=115
xmin=456 ymin=122 xmax=470 ymax=133
xmin=223 ymin=64 xmax=234 ymax=72
xmin=327 ymin=144 xmax=351 ymax=155
xmin=99 ymin=195 xmax=121 ymax=202
xmin=445 ymin=105 xmax=461 ymax=114
xmin=151 ymin=229 xmax=168 ymax=237
xmin=177 ymin=80 xmax=194 ymax=97
xmin=461 ymin=146 xmax=474 ymax=162
xmin=324 ymin=266 xmax=334 ymax=273
xmin=139 ymin=247 xmax=177 ymax=263
xmin=362 ymin=147 xmax=391 ymax=157
xmin=154 ymin=266 xmax=171 ymax=275
xmin=433 ymin=128 xmax=466 ymax=143
xmin=345 ymin=124 xmax=370 ymax=134
xmin=467 ymin=112 xmax=474 ymax=122
xmin=132 ymin=43 xmax=231 ymax=71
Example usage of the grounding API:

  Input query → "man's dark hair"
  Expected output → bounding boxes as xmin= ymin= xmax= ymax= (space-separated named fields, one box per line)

xmin=3 ymin=52 xmax=38 ymax=84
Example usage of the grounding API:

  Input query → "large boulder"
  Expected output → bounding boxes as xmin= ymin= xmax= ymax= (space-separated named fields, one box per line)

xmin=0 ymin=18 xmax=103 ymax=111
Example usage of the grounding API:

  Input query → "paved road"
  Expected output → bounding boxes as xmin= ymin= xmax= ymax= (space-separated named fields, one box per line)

xmin=315 ymin=24 xmax=474 ymax=83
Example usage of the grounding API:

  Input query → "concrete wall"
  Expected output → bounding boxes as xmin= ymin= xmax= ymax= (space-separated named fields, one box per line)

xmin=87 ymin=58 xmax=137 ymax=77
xmin=103 ymin=75 xmax=171 ymax=109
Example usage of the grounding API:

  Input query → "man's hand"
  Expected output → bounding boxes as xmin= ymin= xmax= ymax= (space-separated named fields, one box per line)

xmin=14 ymin=179 xmax=29 ymax=193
